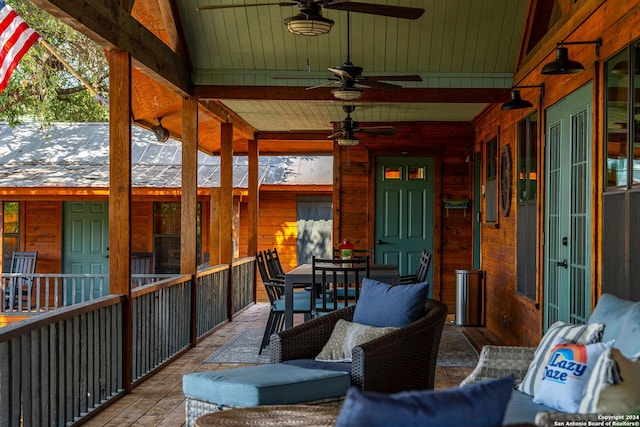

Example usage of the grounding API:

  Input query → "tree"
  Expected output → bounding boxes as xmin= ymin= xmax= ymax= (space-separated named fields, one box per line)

xmin=0 ymin=0 xmax=109 ymax=125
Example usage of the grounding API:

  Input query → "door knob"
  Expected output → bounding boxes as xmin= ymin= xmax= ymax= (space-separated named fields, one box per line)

xmin=556 ymin=259 xmax=568 ymax=269
xmin=376 ymin=240 xmax=385 ymax=245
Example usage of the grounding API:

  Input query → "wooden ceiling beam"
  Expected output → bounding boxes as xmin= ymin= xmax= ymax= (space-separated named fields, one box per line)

xmin=194 ymin=86 xmax=512 ymax=104
xmin=200 ymin=100 xmax=257 ymax=139
xmin=32 ymin=0 xmax=192 ymax=96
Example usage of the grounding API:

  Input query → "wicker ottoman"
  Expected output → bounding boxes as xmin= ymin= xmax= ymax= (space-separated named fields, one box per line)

xmin=183 ymin=364 xmax=350 ymax=427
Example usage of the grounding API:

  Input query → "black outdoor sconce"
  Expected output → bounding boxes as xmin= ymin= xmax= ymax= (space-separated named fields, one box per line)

xmin=501 ymin=84 xmax=545 ymax=110
xmin=541 ymin=38 xmax=603 ymax=75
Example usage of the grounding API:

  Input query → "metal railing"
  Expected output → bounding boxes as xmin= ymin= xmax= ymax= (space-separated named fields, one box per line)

xmin=0 ymin=295 xmax=125 ymax=426
xmin=195 ymin=264 xmax=229 ymax=339
xmin=131 ymin=274 xmax=193 ymax=383
xmin=0 ymin=258 xmax=256 ymax=425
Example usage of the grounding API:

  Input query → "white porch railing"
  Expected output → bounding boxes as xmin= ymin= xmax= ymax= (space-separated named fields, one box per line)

xmin=1 ymin=273 xmax=175 ymax=315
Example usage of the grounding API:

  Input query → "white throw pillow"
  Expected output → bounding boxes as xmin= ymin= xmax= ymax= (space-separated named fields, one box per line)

xmin=579 ymin=348 xmax=640 ymax=413
xmin=533 ymin=338 xmax=614 ymax=413
xmin=316 ymin=319 xmax=398 ymax=362
xmin=517 ymin=321 xmax=604 ymax=396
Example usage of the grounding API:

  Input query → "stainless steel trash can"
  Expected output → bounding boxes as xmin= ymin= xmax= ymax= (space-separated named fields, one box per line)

xmin=455 ymin=270 xmax=484 ymax=326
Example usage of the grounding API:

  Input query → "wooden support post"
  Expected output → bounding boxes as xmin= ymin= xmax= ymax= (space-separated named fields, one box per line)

xmin=0 ymin=203 xmax=3 ymax=273
xmin=182 ymin=96 xmax=198 ymax=346
xmin=248 ymin=139 xmax=259 ymax=301
xmin=220 ymin=123 xmax=234 ymax=320
xmin=332 ymin=142 xmax=341 ymax=248
xmin=108 ymin=49 xmax=132 ymax=392
xmin=210 ymin=189 xmax=220 ymax=266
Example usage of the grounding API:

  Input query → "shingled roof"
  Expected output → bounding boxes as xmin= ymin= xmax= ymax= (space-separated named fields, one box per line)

xmin=0 ymin=123 xmax=332 ymax=188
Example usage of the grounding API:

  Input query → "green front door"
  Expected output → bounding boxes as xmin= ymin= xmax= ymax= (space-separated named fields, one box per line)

xmin=63 ymin=202 xmax=110 ymax=301
xmin=544 ymin=83 xmax=593 ymax=329
xmin=375 ymin=157 xmax=434 ymax=288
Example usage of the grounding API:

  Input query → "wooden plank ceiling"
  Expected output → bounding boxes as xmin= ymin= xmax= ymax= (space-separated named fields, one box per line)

xmin=35 ymin=0 xmax=530 ymax=154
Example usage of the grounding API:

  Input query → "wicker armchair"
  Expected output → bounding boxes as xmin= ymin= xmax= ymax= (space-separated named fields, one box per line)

xmin=460 ymin=345 xmax=536 ymax=387
xmin=270 ymin=298 xmax=448 ymax=393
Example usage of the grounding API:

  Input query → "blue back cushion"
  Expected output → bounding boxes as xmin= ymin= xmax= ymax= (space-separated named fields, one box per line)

xmin=588 ymin=294 xmax=636 ymax=342
xmin=335 ymin=376 xmax=514 ymax=427
xmin=614 ymin=302 xmax=640 ymax=358
xmin=353 ymin=278 xmax=429 ymax=327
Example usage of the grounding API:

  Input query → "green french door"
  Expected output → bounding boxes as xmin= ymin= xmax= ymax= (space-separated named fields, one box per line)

xmin=375 ymin=157 xmax=434 ymax=288
xmin=544 ymin=83 xmax=593 ymax=329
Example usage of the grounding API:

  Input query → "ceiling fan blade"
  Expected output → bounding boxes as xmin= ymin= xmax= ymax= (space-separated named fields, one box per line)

xmin=329 ymin=67 xmax=355 ymax=81
xmin=323 ymin=2 xmax=424 ymax=20
xmin=356 ymin=126 xmax=397 ymax=136
xmin=197 ymin=2 xmax=295 ymax=10
xmin=327 ymin=130 xmax=345 ymax=139
xmin=306 ymin=80 xmax=340 ymax=90
xmin=356 ymin=79 xmax=402 ymax=90
xmin=271 ymin=75 xmax=329 ymax=80
xmin=363 ymin=74 xmax=423 ymax=82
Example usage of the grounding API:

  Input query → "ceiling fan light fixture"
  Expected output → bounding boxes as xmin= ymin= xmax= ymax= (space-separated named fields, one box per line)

xmin=331 ymin=87 xmax=363 ymax=100
xmin=337 ymin=138 xmax=360 ymax=146
xmin=284 ymin=11 xmax=334 ymax=36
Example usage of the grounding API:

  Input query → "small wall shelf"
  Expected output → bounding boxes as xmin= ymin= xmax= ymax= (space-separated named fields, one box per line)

xmin=444 ymin=198 xmax=470 ymax=216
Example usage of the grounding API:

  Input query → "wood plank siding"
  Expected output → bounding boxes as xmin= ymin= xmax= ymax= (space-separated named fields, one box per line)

xmin=472 ymin=0 xmax=640 ymax=346
xmin=335 ymin=123 xmax=475 ymax=313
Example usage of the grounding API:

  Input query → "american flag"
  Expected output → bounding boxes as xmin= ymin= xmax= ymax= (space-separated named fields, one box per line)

xmin=0 ymin=0 xmax=40 ymax=93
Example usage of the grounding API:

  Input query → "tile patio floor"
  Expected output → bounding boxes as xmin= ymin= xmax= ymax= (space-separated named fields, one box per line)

xmin=83 ymin=303 xmax=500 ymax=426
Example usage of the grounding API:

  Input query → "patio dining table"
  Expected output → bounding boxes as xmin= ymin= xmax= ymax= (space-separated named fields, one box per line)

xmin=283 ymin=262 xmax=400 ymax=329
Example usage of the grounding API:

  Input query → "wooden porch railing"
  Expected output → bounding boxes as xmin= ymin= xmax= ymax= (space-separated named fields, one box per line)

xmin=0 ymin=257 xmax=256 ymax=426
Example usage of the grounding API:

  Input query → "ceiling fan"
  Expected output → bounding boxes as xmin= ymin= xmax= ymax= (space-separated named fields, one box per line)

xmin=329 ymin=105 xmax=396 ymax=146
xmin=197 ymin=1 xmax=425 ymax=36
xmin=274 ymin=11 xmax=423 ymax=99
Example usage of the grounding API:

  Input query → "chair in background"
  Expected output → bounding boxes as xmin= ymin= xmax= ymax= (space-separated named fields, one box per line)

xmin=256 ymin=250 xmax=285 ymax=284
xmin=311 ymin=256 xmax=370 ymax=317
xmin=399 ymin=250 xmax=432 ymax=284
xmin=131 ymin=252 xmax=154 ymax=287
xmin=260 ymin=279 xmax=313 ymax=354
xmin=257 ymin=251 xmax=313 ymax=353
xmin=3 ymin=251 xmax=38 ymax=309
xmin=265 ymin=248 xmax=285 ymax=281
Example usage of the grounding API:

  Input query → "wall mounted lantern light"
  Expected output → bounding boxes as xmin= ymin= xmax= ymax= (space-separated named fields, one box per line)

xmin=501 ymin=84 xmax=545 ymax=110
xmin=541 ymin=38 xmax=602 ymax=75
xmin=151 ymin=118 xmax=170 ymax=142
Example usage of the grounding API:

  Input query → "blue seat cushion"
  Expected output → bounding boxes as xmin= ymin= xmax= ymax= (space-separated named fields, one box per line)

xmin=182 ymin=363 xmax=350 ymax=407
xmin=502 ymin=389 xmax=554 ymax=425
xmin=282 ymin=358 xmax=352 ymax=373
xmin=272 ymin=296 xmax=311 ymax=312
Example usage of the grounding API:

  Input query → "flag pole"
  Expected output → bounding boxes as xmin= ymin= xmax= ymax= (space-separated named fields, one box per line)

xmin=39 ymin=39 xmax=99 ymax=97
